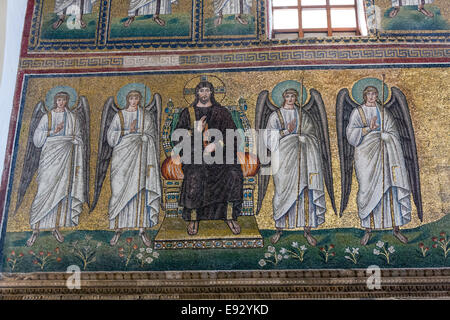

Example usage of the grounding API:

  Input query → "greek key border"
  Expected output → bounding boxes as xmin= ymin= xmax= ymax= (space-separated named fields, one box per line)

xmin=1 ymin=268 xmax=449 ymax=299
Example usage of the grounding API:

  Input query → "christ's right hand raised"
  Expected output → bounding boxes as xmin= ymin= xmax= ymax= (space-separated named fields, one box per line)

xmin=196 ymin=116 xmax=207 ymax=132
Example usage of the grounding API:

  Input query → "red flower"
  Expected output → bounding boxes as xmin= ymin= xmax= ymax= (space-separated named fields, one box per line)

xmin=440 ymin=238 xmax=445 ymax=243
xmin=419 ymin=243 xmax=424 ymax=248
xmin=425 ymin=247 xmax=429 ymax=251
xmin=55 ymin=247 xmax=60 ymax=254
xmin=47 ymin=252 xmax=52 ymax=257
xmin=6 ymin=258 xmax=11 ymax=262
xmin=119 ymin=253 xmax=125 ymax=258
xmin=133 ymin=244 xmax=138 ymax=250
xmin=19 ymin=253 xmax=24 ymax=257
xmin=432 ymin=237 xmax=438 ymax=242
xmin=329 ymin=244 xmax=335 ymax=249
xmin=56 ymin=257 xmax=62 ymax=262
xmin=28 ymin=250 xmax=34 ymax=255
xmin=118 ymin=247 xmax=124 ymax=252
xmin=126 ymin=238 xmax=133 ymax=244
xmin=432 ymin=244 xmax=438 ymax=249
xmin=39 ymin=251 xmax=44 ymax=256
xmin=331 ymin=252 xmax=336 ymax=256
xmin=11 ymin=251 xmax=15 ymax=256
xmin=320 ymin=247 xmax=325 ymax=252
xmin=440 ymin=232 xmax=446 ymax=237
xmin=33 ymin=260 xmax=38 ymax=265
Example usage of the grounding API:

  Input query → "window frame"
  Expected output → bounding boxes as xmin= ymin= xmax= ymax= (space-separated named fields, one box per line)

xmin=272 ymin=0 xmax=361 ymax=38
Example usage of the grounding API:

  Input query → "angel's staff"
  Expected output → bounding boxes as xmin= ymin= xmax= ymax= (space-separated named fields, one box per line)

xmin=137 ymin=86 xmax=147 ymax=227
xmin=380 ymin=74 xmax=386 ymax=229
xmin=63 ymin=108 xmax=77 ymax=227
xmin=295 ymin=77 xmax=304 ymax=225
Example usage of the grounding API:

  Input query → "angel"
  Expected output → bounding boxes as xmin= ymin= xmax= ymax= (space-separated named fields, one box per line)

xmin=255 ymin=83 xmax=337 ymax=245
xmin=91 ymin=85 xmax=162 ymax=247
xmin=15 ymin=88 xmax=90 ymax=247
xmin=336 ymin=79 xmax=423 ymax=246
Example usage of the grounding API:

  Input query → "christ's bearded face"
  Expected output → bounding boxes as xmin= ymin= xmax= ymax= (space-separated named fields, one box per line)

xmin=198 ymin=87 xmax=212 ymax=105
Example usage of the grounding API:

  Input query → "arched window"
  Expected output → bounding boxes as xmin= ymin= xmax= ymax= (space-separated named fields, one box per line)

xmin=270 ymin=0 xmax=368 ymax=39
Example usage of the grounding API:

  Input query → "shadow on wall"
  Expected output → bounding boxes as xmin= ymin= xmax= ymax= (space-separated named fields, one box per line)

xmin=0 ymin=0 xmax=7 ymax=86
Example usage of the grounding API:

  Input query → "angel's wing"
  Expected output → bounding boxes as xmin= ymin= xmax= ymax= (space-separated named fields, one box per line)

xmin=72 ymin=96 xmax=91 ymax=209
xmin=90 ymin=97 xmax=119 ymax=212
xmin=145 ymin=93 xmax=163 ymax=205
xmin=384 ymin=87 xmax=423 ymax=221
xmin=303 ymin=89 xmax=337 ymax=215
xmin=335 ymin=88 xmax=359 ymax=217
xmin=254 ymin=90 xmax=278 ymax=215
xmin=14 ymin=102 xmax=47 ymax=215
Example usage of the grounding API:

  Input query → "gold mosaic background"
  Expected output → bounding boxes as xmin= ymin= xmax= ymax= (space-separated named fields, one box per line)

xmin=6 ymin=67 xmax=450 ymax=232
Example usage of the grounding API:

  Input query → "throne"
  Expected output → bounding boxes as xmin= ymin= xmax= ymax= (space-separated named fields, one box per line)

xmin=154 ymin=98 xmax=263 ymax=250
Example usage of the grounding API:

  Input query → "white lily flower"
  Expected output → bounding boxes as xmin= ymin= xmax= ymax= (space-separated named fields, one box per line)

xmin=376 ymin=241 xmax=385 ymax=248
xmin=352 ymin=248 xmax=359 ymax=254
xmin=152 ymin=251 xmax=160 ymax=258
xmin=300 ymin=245 xmax=307 ymax=251
xmin=268 ymin=246 xmax=275 ymax=253
xmin=373 ymin=249 xmax=380 ymax=255
xmin=280 ymin=248 xmax=287 ymax=254
xmin=145 ymin=257 xmax=153 ymax=264
xmin=136 ymin=253 xmax=143 ymax=259
xmin=258 ymin=259 xmax=267 ymax=267
xmin=139 ymin=248 xmax=145 ymax=253
xmin=146 ymin=248 xmax=153 ymax=254
xmin=345 ymin=247 xmax=351 ymax=253
xmin=264 ymin=252 xmax=272 ymax=258
xmin=388 ymin=246 xmax=395 ymax=254
xmin=292 ymin=242 xmax=299 ymax=248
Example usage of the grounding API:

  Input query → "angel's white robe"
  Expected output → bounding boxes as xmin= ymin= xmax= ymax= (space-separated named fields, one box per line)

xmin=30 ymin=110 xmax=85 ymax=230
xmin=391 ymin=0 xmax=433 ymax=7
xmin=263 ymin=108 xmax=326 ymax=229
xmin=54 ymin=0 xmax=97 ymax=16
xmin=127 ymin=0 xmax=175 ymax=17
xmin=107 ymin=108 xmax=161 ymax=230
xmin=346 ymin=104 xmax=412 ymax=229
xmin=214 ymin=0 xmax=252 ymax=16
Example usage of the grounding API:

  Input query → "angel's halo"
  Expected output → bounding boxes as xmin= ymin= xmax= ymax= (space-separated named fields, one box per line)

xmin=271 ymin=80 xmax=308 ymax=108
xmin=116 ymin=83 xmax=152 ymax=109
xmin=351 ymin=77 xmax=390 ymax=105
xmin=45 ymin=86 xmax=78 ymax=110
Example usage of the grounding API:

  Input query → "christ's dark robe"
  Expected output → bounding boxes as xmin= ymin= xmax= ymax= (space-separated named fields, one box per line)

xmin=174 ymin=104 xmax=243 ymax=221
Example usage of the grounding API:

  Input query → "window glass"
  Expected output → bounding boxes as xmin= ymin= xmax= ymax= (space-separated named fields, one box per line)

xmin=329 ymin=0 xmax=355 ymax=5
xmin=273 ymin=0 xmax=298 ymax=6
xmin=273 ymin=9 xmax=299 ymax=29
xmin=330 ymin=8 xmax=356 ymax=28
xmin=302 ymin=8 xmax=328 ymax=29
xmin=302 ymin=0 xmax=327 ymax=5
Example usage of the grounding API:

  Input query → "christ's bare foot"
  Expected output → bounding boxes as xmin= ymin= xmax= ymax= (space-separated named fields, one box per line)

xmin=187 ymin=221 xmax=199 ymax=235
xmin=226 ymin=220 xmax=241 ymax=235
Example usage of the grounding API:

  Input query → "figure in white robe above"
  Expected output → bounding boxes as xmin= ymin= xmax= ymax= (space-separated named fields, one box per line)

xmin=389 ymin=0 xmax=434 ymax=17
xmin=214 ymin=0 xmax=253 ymax=26
xmin=124 ymin=0 xmax=178 ymax=27
xmin=52 ymin=0 xmax=99 ymax=30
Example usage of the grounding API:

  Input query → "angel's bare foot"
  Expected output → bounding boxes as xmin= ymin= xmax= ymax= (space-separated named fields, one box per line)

xmin=153 ymin=15 xmax=166 ymax=26
xmin=235 ymin=14 xmax=248 ymax=25
xmin=270 ymin=230 xmax=283 ymax=244
xmin=26 ymin=231 xmax=39 ymax=247
xmin=110 ymin=230 xmax=122 ymax=246
xmin=52 ymin=229 xmax=64 ymax=243
xmin=139 ymin=230 xmax=152 ymax=247
xmin=389 ymin=7 xmax=399 ymax=18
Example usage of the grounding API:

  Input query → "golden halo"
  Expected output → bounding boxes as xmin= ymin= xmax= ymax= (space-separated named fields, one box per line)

xmin=183 ymin=75 xmax=227 ymax=106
